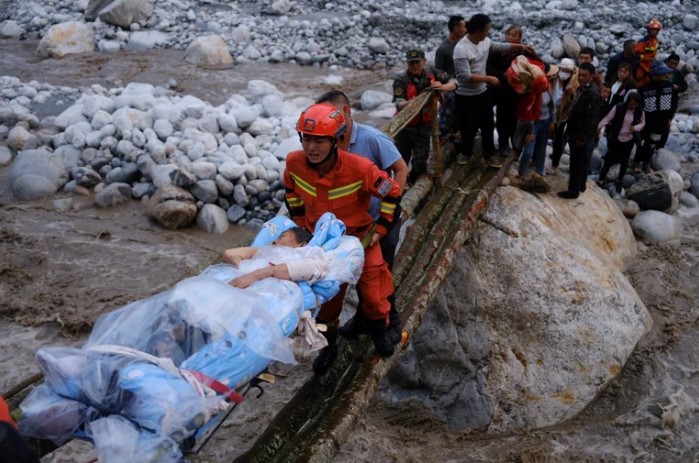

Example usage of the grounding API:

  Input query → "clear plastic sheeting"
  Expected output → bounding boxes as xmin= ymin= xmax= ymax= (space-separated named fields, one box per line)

xmin=18 ymin=213 xmax=364 ymax=462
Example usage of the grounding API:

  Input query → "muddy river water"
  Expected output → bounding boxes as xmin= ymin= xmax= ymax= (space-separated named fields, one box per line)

xmin=1 ymin=39 xmax=699 ymax=462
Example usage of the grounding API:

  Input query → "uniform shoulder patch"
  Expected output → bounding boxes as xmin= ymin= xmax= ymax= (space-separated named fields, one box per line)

xmin=376 ymin=178 xmax=393 ymax=197
xmin=394 ymin=87 xmax=404 ymax=96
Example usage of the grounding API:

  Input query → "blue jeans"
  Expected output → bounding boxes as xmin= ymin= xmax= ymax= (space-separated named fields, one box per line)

xmin=518 ymin=117 xmax=551 ymax=176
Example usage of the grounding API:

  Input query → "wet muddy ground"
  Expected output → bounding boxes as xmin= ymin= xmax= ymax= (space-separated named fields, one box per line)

xmin=2 ymin=38 xmax=699 ymax=462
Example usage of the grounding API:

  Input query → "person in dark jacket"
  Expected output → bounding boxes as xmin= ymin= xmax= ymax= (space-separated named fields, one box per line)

xmin=596 ymin=91 xmax=645 ymax=194
xmin=635 ymin=61 xmax=678 ymax=173
xmin=665 ymin=53 xmax=688 ymax=94
xmin=604 ymin=39 xmax=639 ymax=86
xmin=557 ymin=62 xmax=604 ymax=199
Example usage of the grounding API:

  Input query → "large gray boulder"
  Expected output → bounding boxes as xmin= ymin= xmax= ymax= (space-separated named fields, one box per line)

xmin=10 ymin=148 xmax=69 ymax=200
xmin=388 ymin=186 xmax=651 ymax=431
xmin=147 ymin=185 xmax=197 ymax=230
xmin=36 ymin=22 xmax=94 ymax=59
xmin=98 ymin=0 xmax=154 ymax=28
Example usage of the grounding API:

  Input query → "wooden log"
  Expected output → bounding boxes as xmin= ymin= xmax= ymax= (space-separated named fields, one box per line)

xmin=382 ymin=91 xmax=432 ymax=139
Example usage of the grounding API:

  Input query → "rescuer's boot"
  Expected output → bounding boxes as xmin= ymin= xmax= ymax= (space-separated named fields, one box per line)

xmin=338 ymin=311 xmax=368 ymax=339
xmin=365 ymin=318 xmax=395 ymax=358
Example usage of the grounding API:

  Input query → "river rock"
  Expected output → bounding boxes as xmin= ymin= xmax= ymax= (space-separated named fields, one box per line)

xmin=147 ymin=185 xmax=197 ymax=230
xmin=85 ymin=0 xmax=116 ymax=21
xmin=95 ymin=182 xmax=132 ymax=207
xmin=7 ymin=125 xmax=37 ymax=151
xmin=631 ymin=210 xmax=682 ymax=244
xmin=184 ymin=35 xmax=233 ymax=67
xmin=196 ymin=204 xmax=229 ymax=233
xmin=10 ymin=148 xmax=69 ymax=200
xmin=270 ymin=0 xmax=293 ymax=15
xmin=683 ymin=14 xmax=699 ymax=31
xmin=679 ymin=191 xmax=699 ymax=208
xmin=614 ymin=198 xmax=640 ymax=218
xmin=247 ymin=118 xmax=273 ymax=136
xmin=37 ymin=21 xmax=95 ymax=59
xmin=247 ymin=80 xmax=283 ymax=102
xmin=0 ymin=20 xmax=25 ymax=38
xmin=368 ymin=38 xmax=390 ymax=54
xmin=73 ymin=166 xmax=101 ymax=188
xmin=561 ymin=33 xmax=581 ymax=58
xmin=226 ymin=204 xmax=245 ymax=222
xmin=98 ymin=0 xmax=154 ymax=28
xmin=651 ymin=148 xmax=681 ymax=172
xmin=190 ymin=179 xmax=218 ymax=203
xmin=105 ymin=163 xmax=140 ymax=184
xmin=626 ymin=170 xmax=678 ymax=212
xmin=360 ymin=90 xmax=392 ymax=110
xmin=690 ymin=172 xmax=699 ymax=197
xmin=126 ymin=31 xmax=170 ymax=51
xmin=550 ymin=37 xmax=565 ymax=58
xmin=219 ymin=161 xmax=246 ymax=180
xmin=0 ymin=145 xmax=12 ymax=166
xmin=389 ymin=186 xmax=650 ymax=431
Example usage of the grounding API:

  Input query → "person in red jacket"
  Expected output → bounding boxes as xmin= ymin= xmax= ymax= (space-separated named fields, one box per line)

xmin=284 ymin=103 xmax=402 ymax=374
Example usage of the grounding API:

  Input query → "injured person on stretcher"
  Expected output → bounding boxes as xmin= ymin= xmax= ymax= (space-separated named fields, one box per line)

xmin=18 ymin=213 xmax=364 ymax=463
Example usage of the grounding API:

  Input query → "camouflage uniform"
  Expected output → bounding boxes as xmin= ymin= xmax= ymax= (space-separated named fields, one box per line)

xmin=392 ymin=62 xmax=438 ymax=183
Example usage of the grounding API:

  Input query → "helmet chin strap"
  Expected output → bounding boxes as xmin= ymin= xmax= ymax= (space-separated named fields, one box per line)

xmin=306 ymin=140 xmax=338 ymax=169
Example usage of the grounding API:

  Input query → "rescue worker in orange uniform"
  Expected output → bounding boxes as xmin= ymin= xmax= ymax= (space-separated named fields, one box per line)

xmin=635 ymin=19 xmax=662 ymax=88
xmin=283 ymin=104 xmax=402 ymax=374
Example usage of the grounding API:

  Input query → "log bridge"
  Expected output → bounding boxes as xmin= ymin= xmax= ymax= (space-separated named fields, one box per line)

xmin=2 ymin=89 xmax=515 ymax=462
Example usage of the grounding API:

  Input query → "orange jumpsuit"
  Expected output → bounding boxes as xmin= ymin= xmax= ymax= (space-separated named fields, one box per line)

xmin=635 ymin=36 xmax=659 ymax=87
xmin=283 ymin=149 xmax=401 ymax=322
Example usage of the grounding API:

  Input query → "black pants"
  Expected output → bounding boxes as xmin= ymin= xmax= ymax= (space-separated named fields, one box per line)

xmin=396 ymin=125 xmax=430 ymax=183
xmin=551 ymin=122 xmax=567 ymax=168
xmin=492 ymin=86 xmax=518 ymax=151
xmin=636 ymin=127 xmax=669 ymax=164
xmin=455 ymin=91 xmax=496 ymax=158
xmin=567 ymin=138 xmax=592 ymax=195
xmin=599 ymin=138 xmax=634 ymax=188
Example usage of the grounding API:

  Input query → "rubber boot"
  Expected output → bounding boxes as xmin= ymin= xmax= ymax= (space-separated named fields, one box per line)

xmin=338 ymin=310 xmax=368 ymax=339
xmin=364 ymin=318 xmax=395 ymax=358
xmin=312 ymin=321 xmax=338 ymax=375
xmin=386 ymin=293 xmax=402 ymax=345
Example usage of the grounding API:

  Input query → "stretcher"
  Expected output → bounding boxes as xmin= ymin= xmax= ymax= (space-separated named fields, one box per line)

xmin=18 ymin=213 xmax=364 ymax=462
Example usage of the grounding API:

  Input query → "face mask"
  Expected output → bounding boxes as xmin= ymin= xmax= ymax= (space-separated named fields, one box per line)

xmin=559 ymin=71 xmax=571 ymax=80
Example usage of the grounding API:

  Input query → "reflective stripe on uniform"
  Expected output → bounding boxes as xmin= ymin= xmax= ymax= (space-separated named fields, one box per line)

xmin=286 ymin=196 xmax=305 ymax=207
xmin=328 ymin=181 xmax=363 ymax=200
xmin=290 ymin=173 xmax=317 ymax=197
xmin=380 ymin=202 xmax=396 ymax=214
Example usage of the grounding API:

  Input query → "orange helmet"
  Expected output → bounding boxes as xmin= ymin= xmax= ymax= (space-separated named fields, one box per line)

xmin=296 ymin=104 xmax=347 ymax=139
xmin=647 ymin=19 xmax=662 ymax=30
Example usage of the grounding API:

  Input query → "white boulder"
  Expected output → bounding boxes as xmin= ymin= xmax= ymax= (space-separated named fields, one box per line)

xmin=37 ymin=21 xmax=95 ymax=59
xmin=184 ymin=35 xmax=233 ymax=67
